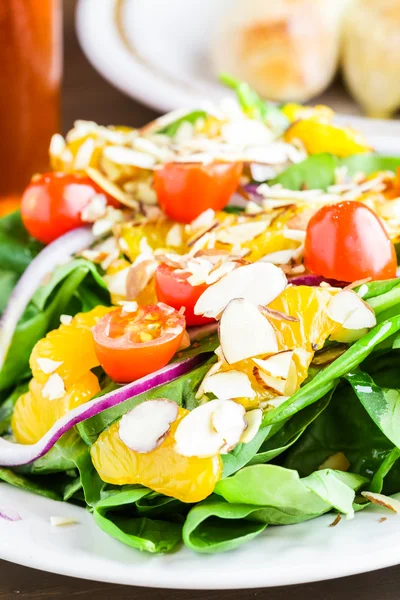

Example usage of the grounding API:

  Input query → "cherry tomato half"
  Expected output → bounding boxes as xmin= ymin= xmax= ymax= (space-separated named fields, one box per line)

xmin=304 ymin=201 xmax=397 ymax=282
xmin=153 ymin=161 xmax=243 ymax=223
xmin=21 ymin=173 xmax=117 ymax=244
xmin=155 ymin=263 xmax=215 ymax=327
xmin=92 ymin=303 xmax=186 ymax=383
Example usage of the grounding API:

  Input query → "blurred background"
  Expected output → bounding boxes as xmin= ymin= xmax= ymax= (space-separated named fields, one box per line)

xmin=2 ymin=0 xmax=400 ymax=213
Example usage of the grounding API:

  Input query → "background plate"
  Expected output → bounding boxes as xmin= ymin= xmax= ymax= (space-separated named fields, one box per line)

xmin=76 ymin=0 xmax=400 ymax=153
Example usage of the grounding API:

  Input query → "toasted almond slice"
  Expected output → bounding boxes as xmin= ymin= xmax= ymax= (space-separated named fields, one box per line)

xmin=254 ymin=367 xmax=286 ymax=395
xmin=240 ymin=409 xmax=263 ymax=443
xmin=86 ymin=167 xmax=138 ymax=208
xmin=191 ymin=209 xmax=216 ymax=230
xmin=194 ymin=262 xmax=287 ymax=319
xmin=219 ymin=299 xmax=278 ymax=364
xmin=126 ymin=259 xmax=158 ymax=300
xmin=175 ymin=399 xmax=246 ymax=458
xmin=81 ymin=194 xmax=107 ymax=223
xmin=250 ymin=164 xmax=277 ymax=183
xmin=104 ymin=267 xmax=131 ymax=297
xmin=42 ymin=373 xmax=65 ymax=401
xmin=253 ymin=351 xmax=294 ymax=380
xmin=36 ymin=358 xmax=63 ymax=375
xmin=261 ymin=249 xmax=296 ymax=265
xmin=211 ymin=401 xmax=247 ymax=453
xmin=361 ymin=492 xmax=400 ymax=514
xmin=205 ymin=261 xmax=237 ymax=285
xmin=216 ymin=221 xmax=268 ymax=245
xmin=203 ymin=370 xmax=256 ymax=399
xmin=119 ymin=399 xmax=178 ymax=453
xmin=103 ymin=146 xmax=156 ymax=169
xmin=60 ymin=314 xmax=73 ymax=325
xmin=186 ymin=259 xmax=213 ymax=286
xmin=165 ymin=223 xmax=183 ymax=248
xmin=327 ymin=290 xmax=376 ymax=330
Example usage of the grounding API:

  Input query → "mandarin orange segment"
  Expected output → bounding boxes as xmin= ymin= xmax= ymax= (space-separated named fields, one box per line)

xmin=91 ymin=407 xmax=222 ymax=503
xmin=119 ymin=221 xmax=188 ymax=262
xmin=283 ymin=119 xmax=371 ymax=157
xmin=30 ymin=306 xmax=112 ymax=388
xmin=12 ymin=371 xmax=100 ymax=445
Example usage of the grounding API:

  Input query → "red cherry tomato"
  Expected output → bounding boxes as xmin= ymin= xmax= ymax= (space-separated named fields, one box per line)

xmin=153 ymin=161 xmax=243 ymax=223
xmin=155 ymin=263 xmax=215 ymax=327
xmin=92 ymin=303 xmax=186 ymax=383
xmin=304 ymin=201 xmax=397 ymax=282
xmin=21 ymin=173 xmax=117 ymax=244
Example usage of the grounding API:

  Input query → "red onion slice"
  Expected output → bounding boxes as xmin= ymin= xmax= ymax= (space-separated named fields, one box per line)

xmin=0 ymin=354 xmax=204 ymax=467
xmin=289 ymin=274 xmax=345 ymax=287
xmin=0 ymin=508 xmax=22 ymax=522
xmin=0 ymin=227 xmax=95 ymax=370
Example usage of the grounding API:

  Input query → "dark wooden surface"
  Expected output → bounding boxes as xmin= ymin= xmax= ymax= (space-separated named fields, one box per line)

xmin=0 ymin=1 xmax=399 ymax=597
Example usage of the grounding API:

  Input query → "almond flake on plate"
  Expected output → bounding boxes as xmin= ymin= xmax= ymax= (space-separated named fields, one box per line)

xmin=50 ymin=517 xmax=78 ymax=527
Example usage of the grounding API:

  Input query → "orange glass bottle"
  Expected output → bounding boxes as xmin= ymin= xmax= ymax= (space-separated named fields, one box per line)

xmin=0 ymin=0 xmax=62 ymax=215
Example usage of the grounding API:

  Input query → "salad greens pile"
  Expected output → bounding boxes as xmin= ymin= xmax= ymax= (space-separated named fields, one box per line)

xmin=2 ymin=141 xmax=400 ymax=554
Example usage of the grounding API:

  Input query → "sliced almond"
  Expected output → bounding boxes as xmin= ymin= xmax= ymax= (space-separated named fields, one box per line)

xmin=103 ymin=146 xmax=156 ymax=169
xmin=175 ymin=399 xmax=246 ymax=458
xmin=203 ymin=370 xmax=256 ymax=399
xmin=86 ymin=167 xmax=137 ymax=208
xmin=219 ymin=299 xmax=278 ymax=364
xmin=361 ymin=492 xmax=400 ymax=514
xmin=60 ymin=314 xmax=73 ymax=325
xmin=36 ymin=358 xmax=63 ymax=375
xmin=240 ymin=409 xmax=263 ymax=444
xmin=327 ymin=290 xmax=376 ymax=330
xmin=191 ymin=209 xmax=216 ymax=230
xmin=42 ymin=373 xmax=65 ymax=401
xmin=260 ymin=250 xmax=296 ymax=265
xmin=194 ymin=262 xmax=287 ymax=319
xmin=205 ymin=261 xmax=237 ymax=285
xmin=81 ymin=194 xmax=107 ymax=223
xmin=126 ymin=259 xmax=158 ymax=300
xmin=211 ymin=401 xmax=247 ymax=453
xmin=253 ymin=351 xmax=294 ymax=380
xmin=253 ymin=367 xmax=286 ymax=395
xmin=165 ymin=223 xmax=183 ymax=248
xmin=119 ymin=399 xmax=178 ymax=453
xmin=216 ymin=221 xmax=268 ymax=245
xmin=104 ymin=267 xmax=131 ymax=297
xmin=186 ymin=259 xmax=213 ymax=286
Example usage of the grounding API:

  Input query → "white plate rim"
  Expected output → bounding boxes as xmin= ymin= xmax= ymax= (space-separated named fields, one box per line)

xmin=76 ymin=0 xmax=400 ymax=154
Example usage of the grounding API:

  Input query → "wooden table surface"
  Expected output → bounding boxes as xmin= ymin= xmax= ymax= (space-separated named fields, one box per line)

xmin=1 ymin=2 xmax=400 ymax=598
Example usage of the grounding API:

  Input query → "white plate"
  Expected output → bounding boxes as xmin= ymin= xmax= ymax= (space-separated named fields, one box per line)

xmin=1 ymin=483 xmax=400 ymax=589
xmin=76 ymin=0 xmax=400 ymax=154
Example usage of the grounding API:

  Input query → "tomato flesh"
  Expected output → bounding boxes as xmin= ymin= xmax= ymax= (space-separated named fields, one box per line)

xmin=93 ymin=304 xmax=186 ymax=383
xmin=21 ymin=172 xmax=116 ymax=244
xmin=155 ymin=263 xmax=214 ymax=327
xmin=153 ymin=161 xmax=243 ymax=223
xmin=304 ymin=201 xmax=397 ymax=282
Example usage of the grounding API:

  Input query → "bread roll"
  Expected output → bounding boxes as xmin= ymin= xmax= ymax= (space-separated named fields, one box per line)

xmin=342 ymin=0 xmax=400 ymax=118
xmin=212 ymin=0 xmax=351 ymax=103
